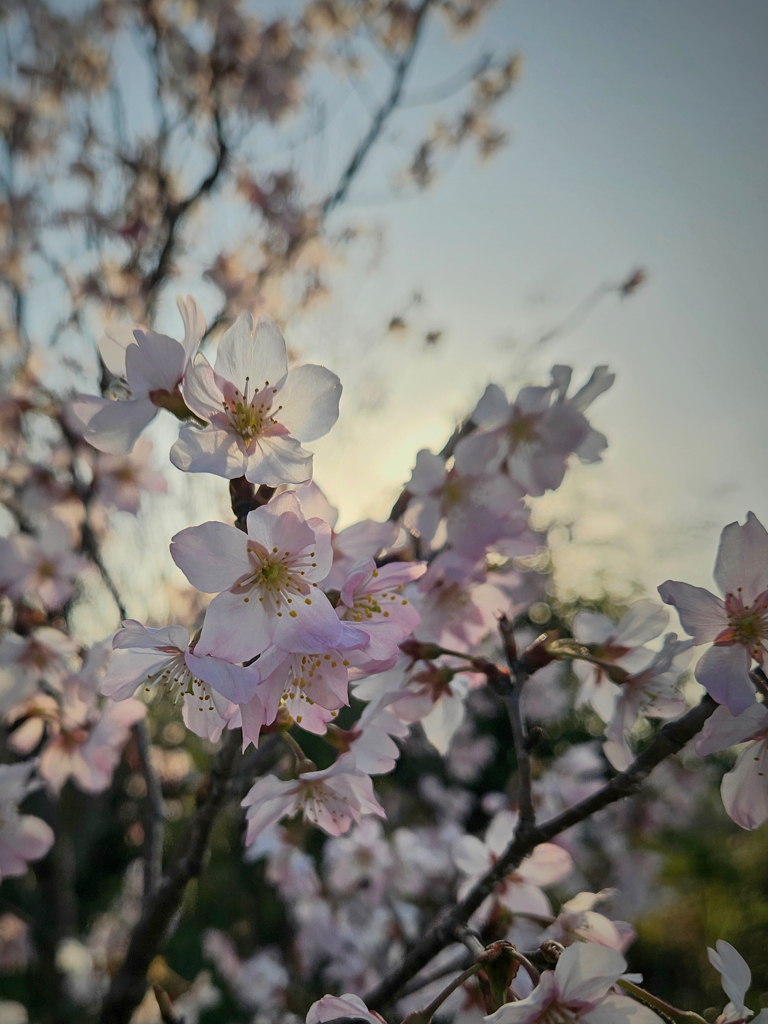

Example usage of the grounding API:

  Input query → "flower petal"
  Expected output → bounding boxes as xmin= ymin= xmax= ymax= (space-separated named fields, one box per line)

xmin=276 ymin=364 xmax=342 ymax=442
xmin=694 ymin=644 xmax=755 ymax=714
xmin=215 ymin=312 xmax=288 ymax=390
xmin=657 ymin=581 xmax=726 ymax=644
xmin=170 ymin=521 xmax=249 ymax=593
xmin=714 ymin=512 xmax=768 ymax=604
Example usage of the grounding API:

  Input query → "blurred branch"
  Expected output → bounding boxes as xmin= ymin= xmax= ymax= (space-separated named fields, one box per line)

xmin=493 ymin=616 xmax=534 ymax=825
xmin=364 ymin=694 xmax=718 ymax=1010
xmin=536 ymin=267 xmax=647 ymax=347
xmin=133 ymin=720 xmax=165 ymax=913
xmin=98 ymin=731 xmax=281 ymax=1024
xmin=321 ymin=0 xmax=433 ymax=217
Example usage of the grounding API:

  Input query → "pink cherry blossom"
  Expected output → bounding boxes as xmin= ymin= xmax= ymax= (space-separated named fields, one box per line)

xmin=546 ymin=890 xmax=636 ymax=953
xmin=323 ymin=819 xmax=394 ymax=898
xmin=346 ymin=690 xmax=410 ymax=774
xmin=170 ymin=312 xmax=341 ymax=485
xmin=404 ymin=434 xmax=533 ymax=558
xmin=70 ymin=295 xmax=204 ymax=455
xmin=252 ymin=644 xmax=351 ymax=735
xmin=471 ymin=365 xmax=614 ymax=497
xmin=0 ymin=762 xmax=54 ymax=882
xmin=453 ymin=810 xmax=573 ymax=921
xmin=10 ymin=678 xmax=145 ymax=795
xmin=306 ymin=992 xmax=386 ymax=1024
xmin=242 ymin=752 xmax=385 ymax=841
xmin=659 ymin=512 xmax=768 ymax=714
xmin=415 ymin=551 xmax=510 ymax=652
xmin=335 ymin=557 xmax=426 ymax=665
xmin=0 ymin=520 xmax=88 ymax=610
xmin=92 ymin=439 xmax=168 ymax=514
xmin=602 ymin=634 xmax=693 ymax=770
xmin=484 ymin=942 xmax=662 ymax=1023
xmin=172 ymin=493 xmax=365 ymax=663
xmin=572 ymin=600 xmax=670 ymax=721
xmin=0 ymin=627 xmax=78 ymax=712
xmin=696 ymin=702 xmax=768 ymax=831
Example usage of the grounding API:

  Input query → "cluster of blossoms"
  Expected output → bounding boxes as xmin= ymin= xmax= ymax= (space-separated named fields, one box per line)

xmin=0 ymin=293 xmax=766 ymax=1024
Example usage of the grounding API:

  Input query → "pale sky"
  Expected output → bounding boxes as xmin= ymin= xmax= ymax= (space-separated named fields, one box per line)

xmin=65 ymin=0 xmax=768 ymax=636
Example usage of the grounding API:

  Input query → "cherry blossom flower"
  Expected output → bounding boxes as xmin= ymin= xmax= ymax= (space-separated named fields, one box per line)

xmin=203 ymin=930 xmax=288 ymax=1013
xmin=171 ymin=312 xmax=341 ymax=485
xmin=306 ymin=992 xmax=386 ymax=1024
xmin=242 ymin=752 xmax=385 ymax=841
xmin=70 ymin=295 xmax=205 ymax=455
xmin=345 ymin=690 xmax=410 ymax=774
xmin=171 ymin=493 xmax=365 ymax=663
xmin=323 ymin=819 xmax=394 ymax=898
xmin=572 ymin=600 xmax=670 ymax=721
xmin=453 ymin=810 xmax=573 ymax=920
xmin=696 ymin=702 xmax=768 ymax=830
xmin=0 ymin=520 xmax=87 ymax=610
xmin=9 ymin=679 xmax=145 ymax=795
xmin=602 ymin=634 xmax=693 ymax=770
xmin=471 ymin=365 xmax=614 ymax=497
xmin=708 ymin=940 xmax=768 ymax=1023
xmin=251 ymin=644 xmax=352 ymax=735
xmin=546 ymin=890 xmax=636 ymax=953
xmin=335 ymin=558 xmax=426 ymax=666
xmin=659 ymin=512 xmax=768 ymax=714
xmin=0 ymin=762 xmax=54 ymax=881
xmin=0 ymin=627 xmax=78 ymax=712
xmin=91 ymin=439 xmax=168 ymax=514
xmin=388 ymin=663 xmax=471 ymax=754
xmin=404 ymin=434 xmax=532 ymax=558
xmin=485 ymin=942 xmax=662 ymax=1023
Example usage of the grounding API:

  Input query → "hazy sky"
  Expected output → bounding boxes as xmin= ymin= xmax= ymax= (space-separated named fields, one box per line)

xmin=73 ymin=0 xmax=768 ymax=633
xmin=286 ymin=0 xmax=768 ymax=602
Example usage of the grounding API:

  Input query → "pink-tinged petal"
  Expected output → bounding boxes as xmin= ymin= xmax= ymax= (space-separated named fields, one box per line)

xmin=453 ymin=835 xmax=492 ymax=876
xmin=586 ymin=995 xmax=664 ymax=1022
xmin=170 ymin=426 xmax=247 ymax=478
xmin=126 ymin=331 xmax=185 ymax=395
xmin=569 ymin=365 xmax=615 ymax=412
xmin=245 ymin=435 xmax=313 ymax=486
xmin=714 ymin=512 xmax=768 ymax=604
xmin=615 ymin=600 xmax=668 ymax=646
xmin=112 ymin=621 xmax=189 ymax=653
xmin=276 ymin=364 xmax=342 ymax=442
xmin=181 ymin=357 xmax=225 ymax=420
xmin=657 ymin=581 xmax=726 ymax=644
xmin=170 ymin=521 xmax=249 ymax=593
xmin=695 ymin=644 xmax=755 ymax=714
xmin=215 ymin=312 xmax=288 ymax=390
xmin=185 ymin=652 xmax=260 ymax=704
xmin=242 ymin=775 xmax=301 ymax=844
xmin=485 ymin=810 xmax=517 ymax=856
xmin=517 ymin=843 xmax=573 ymax=887
xmin=177 ymin=294 xmax=206 ymax=362
xmin=100 ymin=649 xmax=177 ymax=700
xmin=246 ymin=498 xmax=315 ymax=554
xmin=287 ymin=481 xmax=339 ymax=528
xmin=695 ymin=702 xmax=768 ymax=755
xmin=484 ymin=972 xmax=557 ymax=1024
xmin=272 ymin=591 xmax=357 ymax=654
xmin=498 ymin=880 xmax=552 ymax=919
xmin=9 ymin=717 xmax=46 ymax=755
xmin=72 ymin=396 xmax=157 ymax=455
xmin=196 ymin=590 xmax=272 ymax=662
xmin=404 ymin=497 xmax=442 ymax=545
xmin=721 ymin=738 xmax=768 ymax=830
xmin=554 ymin=941 xmax=626 ymax=1004
xmin=572 ymin=611 xmax=616 ymax=646
xmin=307 ymin=993 xmax=384 ymax=1024
xmin=98 ymin=323 xmax=140 ymax=378
xmin=408 ymin=449 xmax=446 ymax=496
xmin=471 ymin=383 xmax=510 ymax=428
xmin=240 ymin=690 xmax=265 ymax=749
xmin=421 ymin=692 xmax=465 ymax=754
xmin=708 ymin=940 xmax=751 ymax=1010
xmin=10 ymin=815 xmax=55 ymax=866
xmin=182 ymin=693 xmax=227 ymax=742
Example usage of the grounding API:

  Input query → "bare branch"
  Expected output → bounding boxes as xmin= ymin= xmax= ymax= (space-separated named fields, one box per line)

xmin=364 ymin=695 xmax=717 ymax=1010
xmin=133 ymin=719 xmax=165 ymax=913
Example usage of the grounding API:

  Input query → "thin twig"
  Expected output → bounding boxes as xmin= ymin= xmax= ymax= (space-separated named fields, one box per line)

xmin=322 ymin=0 xmax=433 ymax=217
xmin=133 ymin=720 xmax=165 ymax=912
xmin=98 ymin=731 xmax=279 ymax=1024
xmin=494 ymin=616 xmax=534 ymax=825
xmin=364 ymin=695 xmax=717 ymax=1010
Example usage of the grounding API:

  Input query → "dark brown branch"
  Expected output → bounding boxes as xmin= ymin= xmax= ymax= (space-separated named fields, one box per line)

xmin=133 ymin=720 xmax=165 ymax=912
xmin=98 ymin=732 xmax=280 ymax=1024
xmin=364 ymin=695 xmax=717 ymax=1010
xmin=322 ymin=0 xmax=433 ymax=217
xmin=493 ymin=617 xmax=534 ymax=824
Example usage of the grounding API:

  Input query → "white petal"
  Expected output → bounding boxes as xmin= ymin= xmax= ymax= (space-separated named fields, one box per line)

xmin=695 ymin=645 xmax=755 ymax=715
xmin=170 ymin=426 xmax=247 ymax=478
xmin=215 ymin=312 xmax=287 ymax=390
xmin=170 ymin=522 xmax=249 ymax=593
xmin=276 ymin=364 xmax=342 ymax=442
xmin=714 ymin=512 xmax=768 ymax=603
xmin=554 ymin=942 xmax=626 ymax=1004
xmin=77 ymin=396 xmax=157 ymax=455
xmin=721 ymin=738 xmax=768 ymax=830
xmin=657 ymin=581 xmax=726 ymax=644
xmin=245 ymin=435 xmax=313 ymax=486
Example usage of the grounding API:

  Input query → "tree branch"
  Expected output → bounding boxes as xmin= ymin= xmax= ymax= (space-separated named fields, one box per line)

xmin=364 ymin=695 xmax=718 ymax=1010
xmin=321 ymin=0 xmax=433 ymax=217
xmin=133 ymin=719 xmax=165 ymax=913
xmin=98 ymin=731 xmax=280 ymax=1024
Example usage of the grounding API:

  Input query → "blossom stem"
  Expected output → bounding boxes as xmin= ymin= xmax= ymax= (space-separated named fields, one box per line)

xmin=617 ymin=978 xmax=707 ymax=1023
xmin=283 ymin=731 xmax=316 ymax=774
xmin=416 ymin=961 xmax=483 ymax=1021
